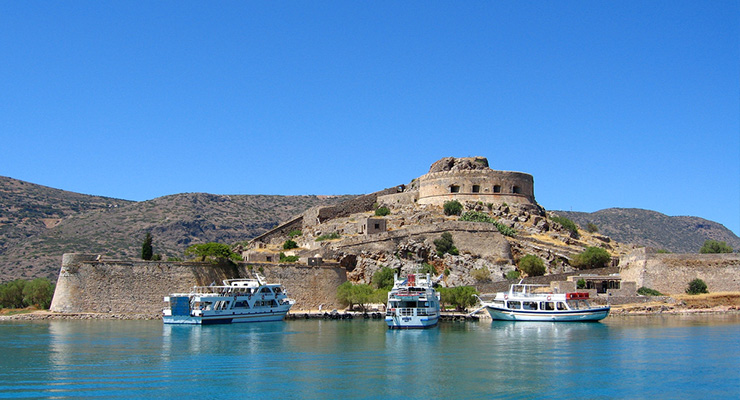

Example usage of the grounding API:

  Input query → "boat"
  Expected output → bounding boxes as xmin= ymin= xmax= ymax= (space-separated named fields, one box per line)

xmin=162 ymin=274 xmax=295 ymax=325
xmin=477 ymin=283 xmax=610 ymax=322
xmin=385 ymin=273 xmax=441 ymax=329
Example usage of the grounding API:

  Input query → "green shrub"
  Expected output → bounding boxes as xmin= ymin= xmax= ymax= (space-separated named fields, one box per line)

xmin=571 ymin=247 xmax=611 ymax=269
xmin=279 ymin=253 xmax=299 ymax=263
xmin=443 ymin=200 xmax=463 ymax=216
xmin=518 ymin=254 xmax=545 ymax=277
xmin=316 ymin=232 xmax=341 ymax=241
xmin=656 ymin=249 xmax=671 ymax=254
xmin=420 ymin=263 xmax=436 ymax=275
xmin=372 ymin=266 xmax=395 ymax=290
xmin=494 ymin=221 xmax=517 ymax=237
xmin=460 ymin=211 xmax=494 ymax=223
xmin=287 ymin=229 xmax=302 ymax=238
xmin=283 ymin=240 xmax=298 ymax=250
xmin=637 ymin=287 xmax=664 ymax=296
xmin=699 ymin=240 xmax=733 ymax=254
xmin=374 ymin=206 xmax=390 ymax=216
xmin=434 ymin=232 xmax=459 ymax=257
xmin=444 ymin=268 xmax=451 ymax=277
xmin=586 ymin=223 xmax=599 ymax=233
xmin=577 ymin=279 xmax=586 ymax=289
xmin=686 ymin=279 xmax=708 ymax=295
xmin=506 ymin=270 xmax=521 ymax=280
xmin=550 ymin=215 xmax=579 ymax=238
xmin=460 ymin=211 xmax=516 ymax=237
xmin=472 ymin=268 xmax=490 ymax=282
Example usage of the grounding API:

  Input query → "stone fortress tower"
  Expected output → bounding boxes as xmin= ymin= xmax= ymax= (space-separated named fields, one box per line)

xmin=411 ymin=156 xmax=536 ymax=207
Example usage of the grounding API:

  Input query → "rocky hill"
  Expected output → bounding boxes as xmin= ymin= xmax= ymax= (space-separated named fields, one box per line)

xmin=554 ymin=208 xmax=740 ymax=254
xmin=0 ymin=176 xmax=353 ymax=283
xmin=2 ymin=173 xmax=737 ymax=284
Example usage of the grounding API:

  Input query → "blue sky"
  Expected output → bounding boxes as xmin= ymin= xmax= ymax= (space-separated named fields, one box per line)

xmin=1 ymin=1 xmax=738 ymax=235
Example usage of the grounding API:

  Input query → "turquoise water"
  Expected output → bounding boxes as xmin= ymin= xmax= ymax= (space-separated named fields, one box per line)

xmin=1 ymin=315 xmax=739 ymax=399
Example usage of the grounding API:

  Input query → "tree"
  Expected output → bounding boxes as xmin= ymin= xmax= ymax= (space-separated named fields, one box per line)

xmin=686 ymin=279 xmax=708 ymax=295
xmin=141 ymin=232 xmax=153 ymax=260
xmin=443 ymin=200 xmax=463 ymax=216
xmin=571 ymin=247 xmax=611 ymax=269
xmin=372 ymin=266 xmax=395 ymax=290
xmin=185 ymin=242 xmax=240 ymax=263
xmin=336 ymin=282 xmax=375 ymax=311
xmin=283 ymin=239 xmax=298 ymax=250
xmin=699 ymin=240 xmax=733 ymax=254
xmin=439 ymin=286 xmax=479 ymax=312
xmin=434 ymin=232 xmax=459 ymax=257
xmin=22 ymin=278 xmax=55 ymax=309
xmin=0 ymin=280 xmax=27 ymax=308
xmin=518 ymin=255 xmax=545 ymax=277
xmin=586 ymin=223 xmax=599 ymax=233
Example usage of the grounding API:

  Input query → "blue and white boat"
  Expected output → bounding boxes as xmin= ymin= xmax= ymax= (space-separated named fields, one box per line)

xmin=478 ymin=283 xmax=609 ymax=322
xmin=163 ymin=274 xmax=295 ymax=325
xmin=385 ymin=273 xmax=440 ymax=329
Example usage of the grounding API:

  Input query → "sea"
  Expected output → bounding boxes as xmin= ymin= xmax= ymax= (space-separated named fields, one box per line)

xmin=1 ymin=314 xmax=739 ymax=399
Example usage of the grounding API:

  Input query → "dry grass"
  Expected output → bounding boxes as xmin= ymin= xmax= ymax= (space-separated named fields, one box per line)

xmin=675 ymin=292 xmax=740 ymax=308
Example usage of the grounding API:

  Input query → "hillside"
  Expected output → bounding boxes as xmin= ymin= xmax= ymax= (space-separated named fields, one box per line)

xmin=554 ymin=208 xmax=740 ymax=254
xmin=0 ymin=177 xmax=353 ymax=282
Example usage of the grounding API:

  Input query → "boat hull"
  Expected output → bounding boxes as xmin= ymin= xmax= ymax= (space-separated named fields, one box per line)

xmin=485 ymin=306 xmax=610 ymax=322
xmin=163 ymin=310 xmax=290 ymax=325
xmin=385 ymin=315 xmax=439 ymax=329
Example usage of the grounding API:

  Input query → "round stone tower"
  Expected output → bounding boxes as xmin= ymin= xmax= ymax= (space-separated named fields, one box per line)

xmin=416 ymin=156 xmax=536 ymax=206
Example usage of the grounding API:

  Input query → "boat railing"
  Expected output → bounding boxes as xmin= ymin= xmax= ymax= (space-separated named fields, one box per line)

xmin=386 ymin=307 xmax=438 ymax=317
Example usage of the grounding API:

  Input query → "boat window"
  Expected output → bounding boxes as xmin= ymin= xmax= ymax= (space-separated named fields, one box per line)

xmin=557 ymin=302 xmax=567 ymax=310
xmin=507 ymin=301 xmax=522 ymax=309
xmin=567 ymin=300 xmax=580 ymax=310
xmin=541 ymin=302 xmax=555 ymax=311
xmin=260 ymin=287 xmax=272 ymax=294
xmin=523 ymin=301 xmax=537 ymax=310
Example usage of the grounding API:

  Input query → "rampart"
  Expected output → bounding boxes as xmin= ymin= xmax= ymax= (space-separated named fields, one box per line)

xmin=251 ymin=187 xmax=401 ymax=245
xmin=619 ymin=248 xmax=740 ymax=294
xmin=50 ymin=253 xmax=347 ymax=316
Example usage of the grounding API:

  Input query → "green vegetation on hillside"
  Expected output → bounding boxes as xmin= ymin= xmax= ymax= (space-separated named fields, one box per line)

xmin=518 ymin=254 xmax=545 ymax=276
xmin=372 ymin=266 xmax=395 ymax=290
xmin=459 ymin=211 xmax=516 ymax=237
xmin=550 ymin=215 xmax=579 ymax=238
xmin=443 ymin=200 xmax=463 ymax=216
xmin=374 ymin=206 xmax=390 ymax=216
xmin=637 ymin=287 xmax=664 ymax=296
xmin=699 ymin=240 xmax=733 ymax=254
xmin=434 ymin=232 xmax=459 ymax=256
xmin=571 ymin=247 xmax=611 ymax=269
xmin=141 ymin=232 xmax=153 ymax=260
xmin=316 ymin=232 xmax=341 ymax=241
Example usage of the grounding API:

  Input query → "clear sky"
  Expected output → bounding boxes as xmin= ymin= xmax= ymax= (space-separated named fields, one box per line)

xmin=2 ymin=1 xmax=738 ymax=235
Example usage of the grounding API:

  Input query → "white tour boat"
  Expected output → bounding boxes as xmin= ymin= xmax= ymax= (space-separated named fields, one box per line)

xmin=477 ymin=283 xmax=610 ymax=322
xmin=385 ymin=273 xmax=441 ymax=329
xmin=163 ymin=274 xmax=295 ymax=325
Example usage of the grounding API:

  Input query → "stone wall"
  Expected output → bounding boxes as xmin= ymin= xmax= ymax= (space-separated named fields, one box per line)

xmin=50 ymin=253 xmax=347 ymax=316
xmin=619 ymin=248 xmax=740 ymax=294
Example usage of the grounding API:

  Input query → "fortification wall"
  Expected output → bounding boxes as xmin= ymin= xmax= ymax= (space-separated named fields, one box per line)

xmin=619 ymin=248 xmax=740 ymax=294
xmin=417 ymin=169 xmax=535 ymax=206
xmin=50 ymin=254 xmax=347 ymax=316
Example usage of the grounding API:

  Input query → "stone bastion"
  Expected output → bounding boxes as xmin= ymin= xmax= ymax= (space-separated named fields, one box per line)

xmin=414 ymin=157 xmax=536 ymax=207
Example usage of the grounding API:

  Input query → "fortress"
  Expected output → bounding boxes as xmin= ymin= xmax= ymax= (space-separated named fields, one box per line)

xmin=46 ymin=156 xmax=740 ymax=316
